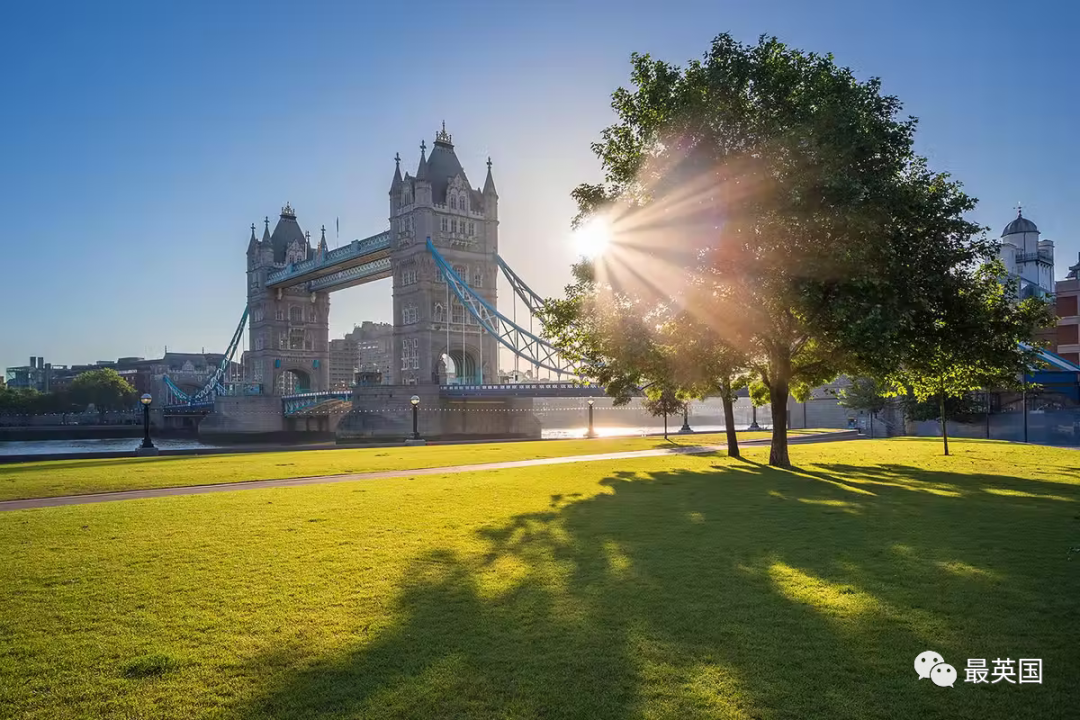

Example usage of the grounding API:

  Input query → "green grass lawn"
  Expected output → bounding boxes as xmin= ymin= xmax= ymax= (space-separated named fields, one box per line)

xmin=0 ymin=430 xmax=825 ymax=502
xmin=3 ymin=437 xmax=1074 ymax=719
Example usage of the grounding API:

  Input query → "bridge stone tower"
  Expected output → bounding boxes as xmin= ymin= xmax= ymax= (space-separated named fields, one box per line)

xmin=389 ymin=125 xmax=499 ymax=385
xmin=244 ymin=205 xmax=331 ymax=393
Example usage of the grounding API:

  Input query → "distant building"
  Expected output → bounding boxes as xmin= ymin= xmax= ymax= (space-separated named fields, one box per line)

xmin=349 ymin=321 xmax=394 ymax=384
xmin=997 ymin=209 xmax=1055 ymax=299
xmin=5 ymin=357 xmax=52 ymax=392
xmin=328 ymin=338 xmax=360 ymax=389
xmin=4 ymin=352 xmax=236 ymax=403
xmin=1054 ymin=256 xmax=1080 ymax=365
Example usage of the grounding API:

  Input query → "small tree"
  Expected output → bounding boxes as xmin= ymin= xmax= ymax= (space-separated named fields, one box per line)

xmin=643 ymin=384 xmax=686 ymax=440
xmin=836 ymin=378 xmax=888 ymax=438
xmin=885 ymin=264 xmax=1054 ymax=455
xmin=68 ymin=368 xmax=136 ymax=419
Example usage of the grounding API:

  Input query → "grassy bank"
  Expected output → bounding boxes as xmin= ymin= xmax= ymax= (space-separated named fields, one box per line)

xmin=0 ymin=430 xmax=828 ymax=502
xmin=0 ymin=438 xmax=1076 ymax=718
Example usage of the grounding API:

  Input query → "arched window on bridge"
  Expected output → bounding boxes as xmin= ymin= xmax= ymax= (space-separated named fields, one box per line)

xmin=473 ymin=269 xmax=483 ymax=287
xmin=289 ymin=329 xmax=304 ymax=350
xmin=440 ymin=217 xmax=448 ymax=233
xmin=434 ymin=303 xmax=445 ymax=322
xmin=276 ymin=308 xmax=284 ymax=321
xmin=451 ymin=302 xmax=464 ymax=325
xmin=453 ymin=265 xmax=466 ymax=283
xmin=460 ymin=194 xmax=468 ymax=212
xmin=279 ymin=332 xmax=287 ymax=349
xmin=450 ymin=196 xmax=457 ymax=210
xmin=452 ymin=219 xmax=459 ymax=234
xmin=289 ymin=306 xmax=302 ymax=323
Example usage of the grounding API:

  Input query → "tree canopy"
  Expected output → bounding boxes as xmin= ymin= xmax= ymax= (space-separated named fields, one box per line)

xmin=882 ymin=264 xmax=1054 ymax=454
xmin=545 ymin=32 xmax=1048 ymax=467
xmin=67 ymin=368 xmax=137 ymax=413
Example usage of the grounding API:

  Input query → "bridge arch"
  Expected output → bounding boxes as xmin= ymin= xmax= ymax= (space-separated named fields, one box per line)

xmin=447 ymin=348 xmax=476 ymax=384
xmin=275 ymin=367 xmax=313 ymax=394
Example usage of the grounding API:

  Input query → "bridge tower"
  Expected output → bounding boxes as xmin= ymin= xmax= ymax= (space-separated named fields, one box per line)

xmin=244 ymin=205 xmax=331 ymax=393
xmin=389 ymin=125 xmax=499 ymax=385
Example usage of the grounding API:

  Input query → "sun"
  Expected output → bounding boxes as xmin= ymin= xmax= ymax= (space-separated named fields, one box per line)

xmin=572 ymin=216 xmax=611 ymax=259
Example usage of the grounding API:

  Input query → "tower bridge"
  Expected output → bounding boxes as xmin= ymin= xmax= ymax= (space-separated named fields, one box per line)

xmin=162 ymin=125 xmax=592 ymax=439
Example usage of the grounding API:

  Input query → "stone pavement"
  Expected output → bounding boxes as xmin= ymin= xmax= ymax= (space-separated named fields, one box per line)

xmin=0 ymin=431 xmax=856 ymax=512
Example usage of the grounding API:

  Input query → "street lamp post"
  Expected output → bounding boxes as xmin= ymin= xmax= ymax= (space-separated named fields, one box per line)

xmin=748 ymin=404 xmax=761 ymax=431
xmin=587 ymin=398 xmax=597 ymax=438
xmin=679 ymin=403 xmax=692 ymax=433
xmin=410 ymin=395 xmax=420 ymax=440
xmin=139 ymin=393 xmax=155 ymax=450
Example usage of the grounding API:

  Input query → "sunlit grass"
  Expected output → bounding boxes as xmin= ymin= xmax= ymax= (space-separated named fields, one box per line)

xmin=1 ymin=438 xmax=1075 ymax=718
xmin=0 ymin=431 xmax=826 ymax=502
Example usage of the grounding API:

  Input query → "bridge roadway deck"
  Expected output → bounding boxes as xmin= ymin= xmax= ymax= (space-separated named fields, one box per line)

xmin=265 ymin=232 xmax=391 ymax=290
xmin=0 ymin=431 xmax=855 ymax=510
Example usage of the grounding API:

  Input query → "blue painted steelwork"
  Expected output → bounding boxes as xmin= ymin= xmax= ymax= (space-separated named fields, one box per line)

xmin=282 ymin=390 xmax=353 ymax=414
xmin=266 ymin=231 xmax=391 ymax=289
xmin=163 ymin=306 xmax=248 ymax=406
xmin=308 ymin=257 xmax=393 ymax=292
xmin=427 ymin=238 xmax=579 ymax=377
xmin=162 ymin=402 xmax=214 ymax=416
xmin=1021 ymin=342 xmax=1080 ymax=372
xmin=495 ymin=253 xmax=545 ymax=314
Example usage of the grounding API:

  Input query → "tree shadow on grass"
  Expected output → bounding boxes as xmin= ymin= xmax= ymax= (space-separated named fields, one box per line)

xmin=230 ymin=459 xmax=1080 ymax=719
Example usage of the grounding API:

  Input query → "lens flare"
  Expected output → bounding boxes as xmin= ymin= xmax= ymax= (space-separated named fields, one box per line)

xmin=573 ymin=217 xmax=611 ymax=259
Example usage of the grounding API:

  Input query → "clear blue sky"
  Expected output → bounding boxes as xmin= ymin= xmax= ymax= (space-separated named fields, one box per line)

xmin=2 ymin=0 xmax=1077 ymax=373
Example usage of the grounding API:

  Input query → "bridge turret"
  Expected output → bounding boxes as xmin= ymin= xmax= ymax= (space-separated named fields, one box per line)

xmin=245 ymin=204 xmax=331 ymax=395
xmin=388 ymin=125 xmax=499 ymax=386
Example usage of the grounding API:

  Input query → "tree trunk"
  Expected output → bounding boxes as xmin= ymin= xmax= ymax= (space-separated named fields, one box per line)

xmin=663 ymin=413 xmax=668 ymax=440
xmin=939 ymin=391 xmax=949 ymax=456
xmin=721 ymin=391 xmax=740 ymax=458
xmin=769 ymin=377 xmax=791 ymax=468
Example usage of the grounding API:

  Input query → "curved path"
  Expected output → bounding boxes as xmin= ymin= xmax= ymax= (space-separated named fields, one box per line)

xmin=0 ymin=431 xmax=856 ymax=512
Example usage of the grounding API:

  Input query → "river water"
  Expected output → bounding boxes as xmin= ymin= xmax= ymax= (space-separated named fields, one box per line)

xmin=0 ymin=423 xmax=745 ymax=457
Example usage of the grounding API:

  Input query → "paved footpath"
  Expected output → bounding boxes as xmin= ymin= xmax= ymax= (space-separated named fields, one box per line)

xmin=0 ymin=431 xmax=855 ymax=512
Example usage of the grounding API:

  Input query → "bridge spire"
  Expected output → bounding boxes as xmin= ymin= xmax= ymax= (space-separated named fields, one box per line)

xmin=317 ymin=225 xmax=328 ymax=257
xmin=390 ymin=151 xmax=403 ymax=192
xmin=483 ymin=156 xmax=497 ymax=198
xmin=435 ymin=121 xmax=452 ymax=146
xmin=262 ymin=216 xmax=271 ymax=242
xmin=416 ymin=140 xmax=429 ymax=181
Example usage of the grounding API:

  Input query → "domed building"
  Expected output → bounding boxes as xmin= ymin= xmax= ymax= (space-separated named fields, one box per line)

xmin=998 ymin=208 xmax=1055 ymax=299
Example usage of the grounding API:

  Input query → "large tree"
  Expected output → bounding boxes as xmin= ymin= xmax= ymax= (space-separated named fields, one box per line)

xmin=552 ymin=33 xmax=1002 ymax=467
